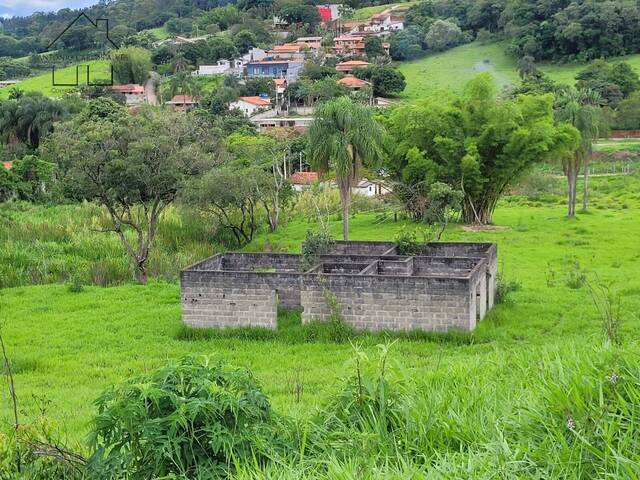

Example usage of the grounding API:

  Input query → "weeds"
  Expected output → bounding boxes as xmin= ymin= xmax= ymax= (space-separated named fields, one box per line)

xmin=585 ymin=276 xmax=622 ymax=346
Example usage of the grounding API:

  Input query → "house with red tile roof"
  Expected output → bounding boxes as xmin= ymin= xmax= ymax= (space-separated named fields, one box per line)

xmin=290 ymin=171 xmax=319 ymax=190
xmin=166 ymin=95 xmax=200 ymax=110
xmin=274 ymin=78 xmax=287 ymax=94
xmin=337 ymin=75 xmax=370 ymax=89
xmin=111 ymin=84 xmax=146 ymax=105
xmin=336 ymin=60 xmax=370 ymax=73
xmin=230 ymin=96 xmax=272 ymax=117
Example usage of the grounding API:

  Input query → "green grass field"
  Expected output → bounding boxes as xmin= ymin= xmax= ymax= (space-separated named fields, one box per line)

xmin=0 ymin=60 xmax=112 ymax=99
xmin=145 ymin=26 xmax=171 ymax=40
xmin=398 ymin=41 xmax=640 ymax=99
xmin=1 ymin=174 xmax=639 ymax=466
xmin=352 ymin=1 xmax=416 ymax=19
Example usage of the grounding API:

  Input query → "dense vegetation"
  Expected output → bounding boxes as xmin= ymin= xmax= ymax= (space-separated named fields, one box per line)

xmin=400 ymin=0 xmax=640 ymax=62
xmin=1 ymin=172 xmax=639 ymax=477
xmin=1 ymin=0 xmax=640 ymax=478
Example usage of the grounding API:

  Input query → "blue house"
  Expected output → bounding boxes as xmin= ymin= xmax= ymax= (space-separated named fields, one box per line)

xmin=245 ymin=60 xmax=303 ymax=83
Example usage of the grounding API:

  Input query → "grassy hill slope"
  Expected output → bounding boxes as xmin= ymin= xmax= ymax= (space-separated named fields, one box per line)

xmin=398 ymin=41 xmax=640 ymax=99
xmin=0 ymin=60 xmax=112 ymax=99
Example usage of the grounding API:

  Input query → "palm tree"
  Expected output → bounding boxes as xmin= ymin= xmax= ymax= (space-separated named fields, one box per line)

xmin=555 ymin=87 xmax=601 ymax=218
xmin=166 ymin=72 xmax=201 ymax=105
xmin=0 ymin=100 xmax=20 ymax=146
xmin=554 ymin=87 xmax=601 ymax=217
xmin=16 ymin=95 xmax=66 ymax=148
xmin=308 ymin=97 xmax=384 ymax=240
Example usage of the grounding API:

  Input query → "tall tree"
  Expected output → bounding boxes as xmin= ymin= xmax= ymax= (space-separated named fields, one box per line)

xmin=554 ymin=87 xmax=601 ymax=216
xmin=308 ymin=97 xmax=384 ymax=240
xmin=43 ymin=106 xmax=212 ymax=283
xmin=383 ymin=74 xmax=578 ymax=224
xmin=166 ymin=72 xmax=202 ymax=102
xmin=111 ymin=47 xmax=152 ymax=85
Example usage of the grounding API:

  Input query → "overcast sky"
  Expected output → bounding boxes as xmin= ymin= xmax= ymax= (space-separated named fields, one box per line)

xmin=0 ymin=0 xmax=95 ymax=19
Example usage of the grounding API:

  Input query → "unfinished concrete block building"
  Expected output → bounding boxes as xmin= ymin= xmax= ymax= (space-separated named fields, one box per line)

xmin=181 ymin=241 xmax=497 ymax=332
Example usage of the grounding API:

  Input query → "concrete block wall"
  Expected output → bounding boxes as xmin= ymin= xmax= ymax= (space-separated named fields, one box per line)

xmin=180 ymin=242 xmax=497 ymax=333
xmin=330 ymin=241 xmax=397 ymax=255
xmin=420 ymin=243 xmax=498 ymax=310
xmin=181 ymin=270 xmax=300 ymax=328
xmin=301 ymin=275 xmax=476 ymax=332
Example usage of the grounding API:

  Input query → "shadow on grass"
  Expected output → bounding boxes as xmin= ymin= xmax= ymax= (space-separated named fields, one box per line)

xmin=175 ymin=308 xmax=485 ymax=346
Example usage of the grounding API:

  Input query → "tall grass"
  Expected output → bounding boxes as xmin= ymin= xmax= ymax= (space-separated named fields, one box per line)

xmin=0 ymin=202 xmax=220 ymax=288
xmin=231 ymin=345 xmax=640 ymax=478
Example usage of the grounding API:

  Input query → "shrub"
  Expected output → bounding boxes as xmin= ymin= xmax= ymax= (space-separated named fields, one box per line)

xmin=87 ymin=356 xmax=282 ymax=479
xmin=66 ymin=272 xmax=85 ymax=293
xmin=315 ymin=343 xmax=410 ymax=455
xmin=496 ymin=274 xmax=521 ymax=303
xmin=301 ymin=229 xmax=335 ymax=271
xmin=565 ymin=261 xmax=586 ymax=289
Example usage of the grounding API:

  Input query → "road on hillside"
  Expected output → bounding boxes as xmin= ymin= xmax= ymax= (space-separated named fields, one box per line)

xmin=145 ymin=72 xmax=160 ymax=106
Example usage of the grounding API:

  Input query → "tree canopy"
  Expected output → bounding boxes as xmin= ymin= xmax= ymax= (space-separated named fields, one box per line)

xmin=382 ymin=74 xmax=579 ymax=224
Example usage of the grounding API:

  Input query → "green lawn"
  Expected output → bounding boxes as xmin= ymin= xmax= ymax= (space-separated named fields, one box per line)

xmin=352 ymin=1 xmax=416 ymax=19
xmin=0 ymin=60 xmax=112 ymax=99
xmin=398 ymin=41 xmax=640 ymax=99
xmin=146 ymin=26 xmax=171 ymax=40
xmin=398 ymin=41 xmax=520 ymax=99
xmin=1 ymin=174 xmax=639 ymax=455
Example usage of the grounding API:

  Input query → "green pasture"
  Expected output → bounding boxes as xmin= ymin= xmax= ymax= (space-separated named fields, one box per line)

xmin=1 ymin=174 xmax=639 ymax=452
xmin=398 ymin=41 xmax=640 ymax=99
xmin=0 ymin=60 xmax=112 ymax=99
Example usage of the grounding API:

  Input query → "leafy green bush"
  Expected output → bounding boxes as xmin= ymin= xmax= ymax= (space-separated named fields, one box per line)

xmin=87 ymin=356 xmax=282 ymax=479
xmin=301 ymin=229 xmax=335 ymax=271
xmin=496 ymin=274 xmax=522 ymax=303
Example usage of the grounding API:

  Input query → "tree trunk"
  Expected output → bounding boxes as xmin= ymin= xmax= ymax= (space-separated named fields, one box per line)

xmin=340 ymin=182 xmax=351 ymax=241
xmin=135 ymin=262 xmax=148 ymax=284
xmin=566 ymin=166 xmax=577 ymax=218
xmin=582 ymin=158 xmax=589 ymax=211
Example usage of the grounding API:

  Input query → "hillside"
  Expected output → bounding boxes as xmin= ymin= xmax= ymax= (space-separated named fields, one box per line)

xmin=0 ymin=60 xmax=111 ymax=99
xmin=398 ymin=41 xmax=640 ymax=99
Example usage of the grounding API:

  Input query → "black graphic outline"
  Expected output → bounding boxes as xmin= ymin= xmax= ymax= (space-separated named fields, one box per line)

xmin=47 ymin=13 xmax=119 ymax=87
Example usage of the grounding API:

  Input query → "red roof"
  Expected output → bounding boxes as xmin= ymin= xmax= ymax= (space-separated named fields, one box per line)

xmin=317 ymin=5 xmax=332 ymax=22
xmin=271 ymin=44 xmax=301 ymax=53
xmin=112 ymin=84 xmax=144 ymax=94
xmin=167 ymin=95 xmax=200 ymax=104
xmin=239 ymin=96 xmax=271 ymax=106
xmin=334 ymin=35 xmax=363 ymax=42
xmin=274 ymin=79 xmax=287 ymax=86
xmin=338 ymin=76 xmax=369 ymax=88
xmin=290 ymin=171 xmax=319 ymax=185
xmin=2 ymin=161 xmax=13 ymax=170
xmin=336 ymin=60 xmax=370 ymax=71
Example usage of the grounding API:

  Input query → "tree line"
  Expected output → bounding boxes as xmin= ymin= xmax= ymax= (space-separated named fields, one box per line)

xmin=0 ymin=56 xmax=626 ymax=283
xmin=391 ymin=0 xmax=640 ymax=63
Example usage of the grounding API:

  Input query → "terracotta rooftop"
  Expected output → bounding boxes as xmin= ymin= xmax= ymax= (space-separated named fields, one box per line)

xmin=334 ymin=35 xmax=364 ymax=42
xmin=274 ymin=79 xmax=287 ymax=86
xmin=238 ymin=96 xmax=271 ymax=106
xmin=271 ymin=44 xmax=301 ymax=53
xmin=166 ymin=95 xmax=200 ymax=105
xmin=338 ymin=75 xmax=369 ymax=88
xmin=336 ymin=60 xmax=370 ymax=71
xmin=112 ymin=84 xmax=144 ymax=94
xmin=290 ymin=171 xmax=319 ymax=185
